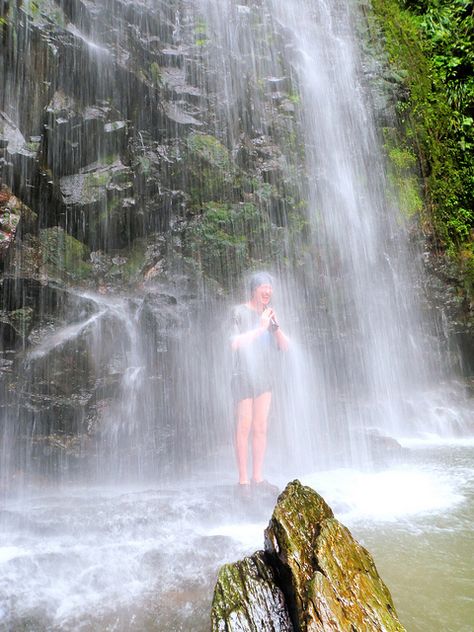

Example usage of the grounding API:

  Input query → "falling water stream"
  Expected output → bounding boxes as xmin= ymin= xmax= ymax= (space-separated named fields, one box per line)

xmin=1 ymin=0 xmax=473 ymax=630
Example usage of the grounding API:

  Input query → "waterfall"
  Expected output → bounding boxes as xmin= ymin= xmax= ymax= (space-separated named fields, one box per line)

xmin=1 ymin=2 xmax=473 ymax=631
xmin=0 ymin=0 xmax=471 ymax=490
xmin=186 ymin=0 xmax=471 ymax=470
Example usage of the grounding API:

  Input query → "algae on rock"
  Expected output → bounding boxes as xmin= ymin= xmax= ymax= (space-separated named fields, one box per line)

xmin=211 ymin=480 xmax=406 ymax=632
xmin=211 ymin=551 xmax=293 ymax=632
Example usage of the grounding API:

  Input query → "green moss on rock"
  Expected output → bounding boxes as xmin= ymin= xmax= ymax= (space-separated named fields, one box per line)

xmin=385 ymin=141 xmax=423 ymax=219
xmin=187 ymin=133 xmax=232 ymax=170
xmin=39 ymin=227 xmax=91 ymax=280
xmin=264 ymin=481 xmax=334 ymax=631
xmin=264 ymin=480 xmax=405 ymax=632
xmin=210 ymin=480 xmax=407 ymax=632
xmin=310 ymin=518 xmax=403 ymax=631
xmin=211 ymin=551 xmax=293 ymax=632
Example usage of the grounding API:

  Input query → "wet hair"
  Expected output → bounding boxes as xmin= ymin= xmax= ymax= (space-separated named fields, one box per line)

xmin=249 ymin=272 xmax=273 ymax=295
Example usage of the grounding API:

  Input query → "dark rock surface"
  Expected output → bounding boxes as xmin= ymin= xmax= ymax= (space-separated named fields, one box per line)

xmin=211 ymin=480 xmax=406 ymax=632
xmin=0 ymin=0 xmax=303 ymax=259
xmin=212 ymin=551 xmax=293 ymax=632
xmin=422 ymin=249 xmax=474 ymax=376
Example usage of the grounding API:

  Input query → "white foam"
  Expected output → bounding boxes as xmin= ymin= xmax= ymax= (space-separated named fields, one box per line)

xmin=397 ymin=435 xmax=474 ymax=448
xmin=206 ymin=523 xmax=264 ymax=550
xmin=0 ymin=546 xmax=25 ymax=563
xmin=301 ymin=466 xmax=464 ymax=523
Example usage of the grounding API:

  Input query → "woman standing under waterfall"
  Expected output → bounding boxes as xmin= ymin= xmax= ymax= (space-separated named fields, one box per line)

xmin=230 ymin=272 xmax=289 ymax=496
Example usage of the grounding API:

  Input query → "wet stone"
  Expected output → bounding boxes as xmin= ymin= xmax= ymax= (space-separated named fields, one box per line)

xmin=0 ymin=188 xmax=22 ymax=259
xmin=211 ymin=551 xmax=293 ymax=632
xmin=212 ymin=481 xmax=406 ymax=632
xmin=164 ymin=102 xmax=203 ymax=127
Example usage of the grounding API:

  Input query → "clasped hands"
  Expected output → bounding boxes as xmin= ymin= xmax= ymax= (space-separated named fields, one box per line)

xmin=259 ymin=307 xmax=279 ymax=332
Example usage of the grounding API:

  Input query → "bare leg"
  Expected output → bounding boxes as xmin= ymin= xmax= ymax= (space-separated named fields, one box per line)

xmin=235 ymin=398 xmax=253 ymax=484
xmin=251 ymin=391 xmax=272 ymax=483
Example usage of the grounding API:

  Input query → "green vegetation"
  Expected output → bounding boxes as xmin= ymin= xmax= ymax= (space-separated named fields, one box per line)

xmin=186 ymin=133 xmax=232 ymax=170
xmin=111 ymin=239 xmax=147 ymax=283
xmin=39 ymin=227 xmax=91 ymax=280
xmin=194 ymin=18 xmax=208 ymax=45
xmin=385 ymin=140 xmax=424 ymax=218
xmin=8 ymin=307 xmax=34 ymax=337
xmin=149 ymin=62 xmax=162 ymax=87
xmin=370 ymin=0 xmax=474 ymax=293
xmin=185 ymin=132 xmax=236 ymax=208
xmin=179 ymin=123 xmax=310 ymax=287
xmin=181 ymin=128 xmax=308 ymax=286
xmin=21 ymin=0 xmax=66 ymax=26
xmin=184 ymin=202 xmax=261 ymax=284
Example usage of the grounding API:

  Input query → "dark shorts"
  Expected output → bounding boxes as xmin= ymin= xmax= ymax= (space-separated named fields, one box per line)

xmin=231 ymin=373 xmax=272 ymax=403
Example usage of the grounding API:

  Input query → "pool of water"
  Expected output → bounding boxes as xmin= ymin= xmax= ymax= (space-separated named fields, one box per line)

xmin=1 ymin=442 xmax=472 ymax=631
xmin=343 ymin=443 xmax=474 ymax=632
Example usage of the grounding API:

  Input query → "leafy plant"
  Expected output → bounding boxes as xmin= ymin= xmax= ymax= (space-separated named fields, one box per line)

xmin=371 ymin=0 xmax=474 ymax=256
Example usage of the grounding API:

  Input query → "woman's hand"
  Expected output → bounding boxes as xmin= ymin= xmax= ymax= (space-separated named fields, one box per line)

xmin=260 ymin=307 xmax=276 ymax=331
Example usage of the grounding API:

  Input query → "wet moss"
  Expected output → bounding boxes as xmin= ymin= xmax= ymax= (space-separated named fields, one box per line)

xmin=264 ymin=481 xmax=334 ymax=630
xmin=211 ymin=552 xmax=293 ymax=632
xmin=187 ymin=133 xmax=232 ymax=171
xmin=3 ymin=307 xmax=34 ymax=339
xmin=264 ymin=480 xmax=405 ymax=632
xmin=39 ymin=227 xmax=91 ymax=280
xmin=313 ymin=519 xmax=403 ymax=631
xmin=21 ymin=0 xmax=66 ymax=27
xmin=149 ymin=62 xmax=162 ymax=87
xmin=384 ymin=140 xmax=423 ymax=219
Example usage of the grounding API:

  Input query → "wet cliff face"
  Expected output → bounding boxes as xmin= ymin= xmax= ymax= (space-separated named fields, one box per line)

xmin=0 ymin=0 xmax=308 ymax=482
xmin=0 ymin=0 xmax=305 ymax=278
xmin=1 ymin=1 xmax=471 ymax=486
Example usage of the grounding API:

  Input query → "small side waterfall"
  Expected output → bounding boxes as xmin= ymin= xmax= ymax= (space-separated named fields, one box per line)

xmin=1 ymin=285 xmax=233 ymax=487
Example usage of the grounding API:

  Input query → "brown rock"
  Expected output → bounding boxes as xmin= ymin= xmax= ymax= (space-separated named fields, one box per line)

xmin=265 ymin=480 xmax=405 ymax=632
xmin=211 ymin=481 xmax=406 ymax=632
xmin=0 ymin=187 xmax=22 ymax=258
xmin=211 ymin=551 xmax=293 ymax=632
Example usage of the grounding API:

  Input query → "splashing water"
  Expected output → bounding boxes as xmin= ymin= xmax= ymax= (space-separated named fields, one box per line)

xmin=1 ymin=0 xmax=473 ymax=630
xmin=187 ymin=0 xmax=472 ymax=469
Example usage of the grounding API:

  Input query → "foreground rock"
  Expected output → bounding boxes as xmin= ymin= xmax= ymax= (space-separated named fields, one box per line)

xmin=211 ymin=551 xmax=293 ymax=632
xmin=211 ymin=480 xmax=405 ymax=632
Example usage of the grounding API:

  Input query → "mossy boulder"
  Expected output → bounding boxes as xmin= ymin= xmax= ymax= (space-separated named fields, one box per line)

xmin=305 ymin=519 xmax=402 ymax=631
xmin=211 ymin=480 xmax=405 ymax=632
xmin=211 ymin=551 xmax=293 ymax=632
xmin=263 ymin=481 xmax=334 ymax=630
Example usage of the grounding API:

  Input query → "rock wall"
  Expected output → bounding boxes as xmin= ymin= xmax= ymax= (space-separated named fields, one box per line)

xmin=211 ymin=480 xmax=406 ymax=632
xmin=0 ymin=0 xmax=304 ymax=273
xmin=0 ymin=0 xmax=307 ymax=479
xmin=1 ymin=0 xmax=471 ymax=481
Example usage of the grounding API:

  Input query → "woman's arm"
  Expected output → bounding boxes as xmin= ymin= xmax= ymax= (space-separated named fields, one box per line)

xmin=273 ymin=326 xmax=290 ymax=351
xmin=230 ymin=308 xmax=273 ymax=351
xmin=231 ymin=326 xmax=266 ymax=351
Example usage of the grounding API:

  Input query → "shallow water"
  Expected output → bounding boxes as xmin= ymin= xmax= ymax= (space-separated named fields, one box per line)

xmin=1 ymin=441 xmax=472 ymax=631
xmin=348 ymin=444 xmax=474 ymax=632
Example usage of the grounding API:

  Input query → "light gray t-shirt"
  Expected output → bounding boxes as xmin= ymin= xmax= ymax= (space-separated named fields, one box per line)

xmin=231 ymin=304 xmax=277 ymax=382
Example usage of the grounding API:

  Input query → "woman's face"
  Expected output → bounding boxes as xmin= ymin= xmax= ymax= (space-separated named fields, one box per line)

xmin=253 ymin=283 xmax=273 ymax=307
